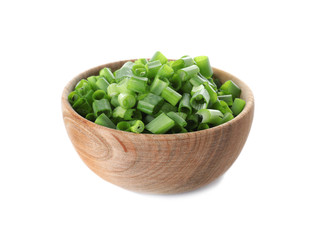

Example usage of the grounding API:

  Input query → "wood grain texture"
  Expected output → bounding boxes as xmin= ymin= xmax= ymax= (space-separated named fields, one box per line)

xmin=62 ymin=60 xmax=254 ymax=194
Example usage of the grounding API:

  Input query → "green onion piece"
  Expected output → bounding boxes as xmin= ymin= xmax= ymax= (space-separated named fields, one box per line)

xmin=150 ymin=77 xmax=169 ymax=95
xmin=127 ymin=76 xmax=148 ymax=93
xmin=132 ymin=63 xmax=147 ymax=77
xmin=196 ymin=109 xmax=223 ymax=125
xmin=107 ymin=83 xmax=119 ymax=97
xmin=220 ymin=80 xmax=241 ymax=99
xmin=87 ymin=76 xmax=99 ymax=91
xmin=114 ymin=61 xmax=134 ymax=82
xmin=75 ymin=79 xmax=90 ymax=91
xmin=135 ymin=58 xmax=148 ymax=65
xmin=116 ymin=121 xmax=131 ymax=131
xmin=194 ymin=56 xmax=213 ymax=78
xmin=146 ymin=60 xmax=162 ymax=78
xmin=112 ymin=106 xmax=127 ymax=118
xmin=190 ymin=75 xmax=205 ymax=87
xmin=116 ymin=78 xmax=135 ymax=95
xmin=217 ymin=91 xmax=225 ymax=96
xmin=144 ymin=115 xmax=155 ymax=124
xmin=99 ymin=68 xmax=116 ymax=83
xmin=218 ymin=94 xmax=233 ymax=106
xmin=161 ymin=87 xmax=182 ymax=106
xmin=84 ymin=89 xmax=95 ymax=105
xmin=160 ymin=102 xmax=178 ymax=113
xmin=212 ymin=100 xmax=233 ymax=114
xmin=93 ymin=99 xmax=112 ymax=117
xmin=231 ymin=98 xmax=246 ymax=116
xmin=171 ymin=125 xmax=188 ymax=134
xmin=178 ymin=93 xmax=192 ymax=116
xmin=171 ymin=59 xmax=184 ymax=71
xmin=175 ymin=112 xmax=187 ymax=120
xmin=118 ymin=93 xmax=136 ymax=109
xmin=92 ymin=90 xmax=107 ymax=100
xmin=177 ymin=65 xmax=200 ymax=82
xmin=181 ymin=56 xmax=195 ymax=67
xmin=95 ymin=113 xmax=116 ymax=129
xmin=190 ymin=87 xmax=210 ymax=110
xmin=110 ymin=95 xmax=119 ymax=107
xmin=180 ymin=81 xmax=193 ymax=94
xmin=213 ymin=78 xmax=222 ymax=88
xmin=197 ymin=123 xmax=210 ymax=131
xmin=186 ymin=114 xmax=199 ymax=131
xmin=137 ymin=92 xmax=149 ymax=101
xmin=125 ymin=109 xmax=142 ymax=120
xmin=85 ymin=113 xmax=96 ymax=122
xmin=68 ymin=91 xmax=80 ymax=105
xmin=146 ymin=113 xmax=175 ymax=134
xmin=137 ymin=93 xmax=164 ymax=115
xmin=191 ymin=84 xmax=204 ymax=96
xmin=222 ymin=112 xmax=234 ymax=123
xmin=150 ymin=51 xmax=168 ymax=64
xmin=170 ymin=74 xmax=182 ymax=91
xmin=167 ymin=112 xmax=187 ymax=127
xmin=129 ymin=120 xmax=145 ymax=133
xmin=72 ymin=98 xmax=92 ymax=117
xmin=96 ymin=77 xmax=110 ymax=93
xmin=203 ymin=82 xmax=218 ymax=106
xmin=157 ymin=64 xmax=174 ymax=79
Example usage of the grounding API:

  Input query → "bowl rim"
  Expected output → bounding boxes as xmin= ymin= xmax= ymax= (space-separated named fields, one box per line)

xmin=62 ymin=59 xmax=254 ymax=139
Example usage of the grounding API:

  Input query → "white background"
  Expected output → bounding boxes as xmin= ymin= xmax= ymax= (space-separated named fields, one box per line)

xmin=1 ymin=0 xmax=311 ymax=239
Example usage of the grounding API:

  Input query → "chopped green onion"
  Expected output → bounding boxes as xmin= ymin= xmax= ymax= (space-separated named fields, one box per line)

xmin=99 ymin=68 xmax=116 ymax=83
xmin=95 ymin=113 xmax=116 ymax=129
xmin=127 ymin=76 xmax=148 ymax=93
xmin=161 ymin=87 xmax=182 ymax=106
xmin=92 ymin=90 xmax=107 ymax=100
xmin=87 ymin=76 xmax=99 ymax=91
xmin=68 ymin=91 xmax=80 ymax=105
xmin=220 ymin=80 xmax=241 ymax=99
xmin=203 ymin=82 xmax=218 ymax=106
xmin=171 ymin=59 xmax=184 ymax=71
xmin=194 ymin=56 xmax=213 ymax=78
xmin=190 ymin=87 xmax=210 ymax=110
xmin=150 ymin=77 xmax=169 ymax=95
xmin=212 ymin=100 xmax=233 ymax=114
xmin=149 ymin=51 xmax=168 ymax=64
xmin=86 ymin=113 xmax=96 ymax=122
xmin=107 ymin=83 xmax=119 ymax=97
xmin=96 ymin=77 xmax=110 ymax=93
xmin=114 ymin=61 xmax=134 ymax=82
xmin=135 ymin=58 xmax=148 ymax=65
xmin=231 ymin=98 xmax=246 ymax=116
xmin=116 ymin=121 xmax=131 ymax=131
xmin=170 ymin=74 xmax=182 ymax=91
xmin=72 ymin=98 xmax=92 ymax=117
xmin=129 ymin=120 xmax=145 ymax=133
xmin=146 ymin=60 xmax=162 ymax=78
xmin=157 ymin=64 xmax=174 ymax=79
xmin=218 ymin=94 xmax=233 ymax=106
xmin=110 ymin=95 xmax=120 ymax=107
xmin=177 ymin=65 xmax=200 ymax=82
xmin=118 ymin=93 xmax=136 ymax=109
xmin=167 ymin=112 xmax=187 ymax=127
xmin=93 ymin=99 xmax=112 ymax=117
xmin=196 ymin=109 xmax=223 ymax=125
xmin=171 ymin=125 xmax=188 ymax=134
xmin=132 ymin=63 xmax=147 ymax=77
xmin=178 ymin=93 xmax=192 ymax=116
xmin=221 ymin=112 xmax=234 ymax=123
xmin=137 ymin=93 xmax=164 ymax=115
xmin=180 ymin=81 xmax=193 ymax=94
xmin=146 ymin=113 xmax=175 ymax=134
xmin=181 ymin=56 xmax=195 ymax=67
xmin=186 ymin=114 xmax=199 ymax=131
xmin=144 ymin=115 xmax=155 ymax=124
xmin=197 ymin=123 xmax=210 ymax=130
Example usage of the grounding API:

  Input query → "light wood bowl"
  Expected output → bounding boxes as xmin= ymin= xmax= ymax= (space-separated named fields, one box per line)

xmin=62 ymin=59 xmax=254 ymax=194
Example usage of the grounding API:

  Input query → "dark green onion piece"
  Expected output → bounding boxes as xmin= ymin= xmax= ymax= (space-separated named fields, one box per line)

xmin=75 ymin=79 xmax=90 ymax=91
xmin=194 ymin=56 xmax=213 ymax=78
xmin=161 ymin=87 xmax=182 ymax=106
xmin=178 ymin=93 xmax=192 ymax=116
xmin=116 ymin=121 xmax=131 ymax=131
xmin=118 ymin=93 xmax=136 ymax=109
xmin=85 ymin=113 xmax=96 ymax=122
xmin=231 ymin=98 xmax=246 ymax=116
xmin=84 ymin=90 xmax=95 ymax=105
xmin=150 ymin=51 xmax=168 ymax=64
xmin=171 ymin=125 xmax=188 ymax=134
xmin=212 ymin=100 xmax=233 ymax=114
xmin=150 ymin=77 xmax=169 ymax=95
xmin=127 ymin=76 xmax=148 ymax=93
xmin=93 ymin=99 xmax=112 ymax=117
xmin=177 ymin=65 xmax=200 ymax=82
xmin=129 ymin=120 xmax=145 ymax=133
xmin=220 ymin=80 xmax=241 ymax=99
xmin=203 ymin=82 xmax=218 ymax=106
xmin=218 ymin=94 xmax=233 ymax=106
xmin=92 ymin=90 xmax=107 ymax=100
xmin=171 ymin=59 xmax=184 ymax=71
xmin=96 ymin=77 xmax=110 ymax=93
xmin=72 ymin=98 xmax=92 ymax=117
xmin=167 ymin=112 xmax=187 ymax=127
xmin=170 ymin=74 xmax=182 ymax=91
xmin=112 ymin=106 xmax=135 ymax=119
xmin=160 ymin=102 xmax=178 ymax=113
xmin=110 ymin=95 xmax=119 ymax=107
xmin=145 ymin=60 xmax=162 ymax=78
xmin=137 ymin=93 xmax=164 ymax=115
xmin=190 ymin=87 xmax=210 ymax=110
xmin=176 ymin=112 xmax=187 ymax=120
xmin=99 ymin=68 xmax=116 ymax=83
xmin=95 ymin=113 xmax=116 ymax=129
xmin=213 ymin=78 xmax=222 ymax=89
xmin=186 ymin=114 xmax=199 ymax=131
xmin=107 ymin=83 xmax=119 ymax=97
xmin=87 ymin=76 xmax=99 ymax=91
xmin=68 ymin=91 xmax=80 ymax=105
xmin=114 ymin=61 xmax=134 ymax=82
xmin=197 ymin=123 xmax=210 ymax=130
xmin=157 ymin=64 xmax=174 ymax=79
xmin=125 ymin=109 xmax=142 ymax=120
xmin=180 ymin=81 xmax=193 ymax=94
xmin=221 ymin=112 xmax=234 ymax=123
xmin=146 ymin=113 xmax=175 ymax=134
xmin=196 ymin=109 xmax=223 ymax=125
xmin=144 ymin=115 xmax=155 ymax=124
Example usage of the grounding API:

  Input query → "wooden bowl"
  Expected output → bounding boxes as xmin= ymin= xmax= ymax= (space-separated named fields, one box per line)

xmin=62 ymin=60 xmax=254 ymax=194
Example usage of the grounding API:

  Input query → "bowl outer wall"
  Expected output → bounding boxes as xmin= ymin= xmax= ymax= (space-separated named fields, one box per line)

xmin=62 ymin=59 xmax=254 ymax=194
